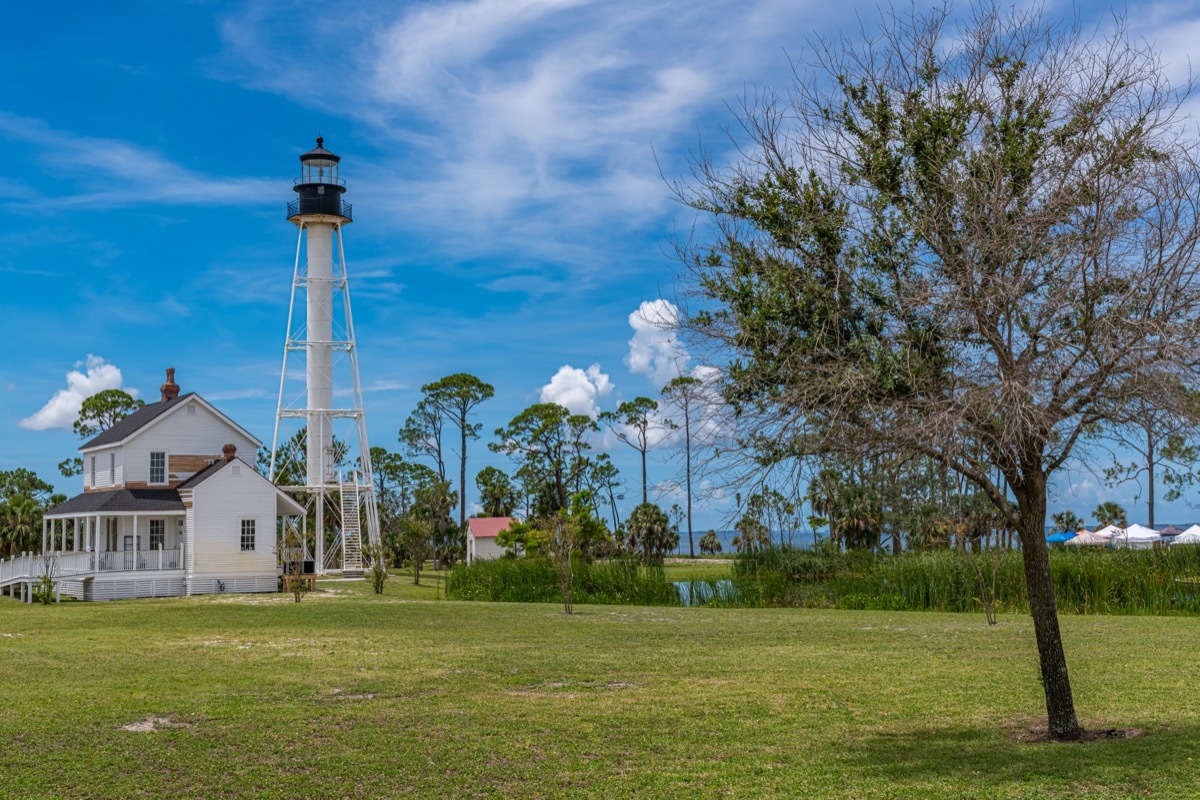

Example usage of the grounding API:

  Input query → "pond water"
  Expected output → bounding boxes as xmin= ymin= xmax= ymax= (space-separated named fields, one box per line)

xmin=673 ymin=579 xmax=737 ymax=607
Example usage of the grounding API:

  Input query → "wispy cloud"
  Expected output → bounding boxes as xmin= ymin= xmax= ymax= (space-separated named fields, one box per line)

xmin=0 ymin=113 xmax=277 ymax=210
xmin=212 ymin=0 xmax=821 ymax=288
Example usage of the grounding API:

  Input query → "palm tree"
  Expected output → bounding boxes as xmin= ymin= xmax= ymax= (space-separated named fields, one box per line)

xmin=625 ymin=503 xmax=676 ymax=564
xmin=1093 ymin=502 xmax=1128 ymax=529
xmin=2 ymin=496 xmax=41 ymax=558
xmin=731 ymin=514 xmax=771 ymax=553
xmin=833 ymin=486 xmax=880 ymax=550
xmin=807 ymin=467 xmax=842 ymax=543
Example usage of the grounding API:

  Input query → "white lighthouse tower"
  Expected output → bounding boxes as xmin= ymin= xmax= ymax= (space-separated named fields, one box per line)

xmin=269 ymin=137 xmax=380 ymax=576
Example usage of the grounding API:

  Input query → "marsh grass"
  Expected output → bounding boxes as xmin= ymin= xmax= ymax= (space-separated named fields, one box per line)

xmin=730 ymin=546 xmax=1200 ymax=614
xmin=446 ymin=556 xmax=679 ymax=606
xmin=448 ymin=548 xmax=1200 ymax=616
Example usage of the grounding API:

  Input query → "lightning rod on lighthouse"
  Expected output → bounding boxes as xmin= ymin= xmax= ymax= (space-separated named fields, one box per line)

xmin=269 ymin=137 xmax=380 ymax=576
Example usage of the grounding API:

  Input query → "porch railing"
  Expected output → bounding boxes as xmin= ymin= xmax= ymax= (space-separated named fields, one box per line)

xmin=96 ymin=548 xmax=182 ymax=572
xmin=1 ymin=548 xmax=183 ymax=586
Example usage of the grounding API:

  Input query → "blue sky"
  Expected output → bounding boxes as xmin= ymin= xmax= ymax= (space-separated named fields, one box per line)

xmin=3 ymin=0 xmax=1199 ymax=530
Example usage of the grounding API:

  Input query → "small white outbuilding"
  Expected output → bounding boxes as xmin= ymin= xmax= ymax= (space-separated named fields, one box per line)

xmin=466 ymin=517 xmax=514 ymax=564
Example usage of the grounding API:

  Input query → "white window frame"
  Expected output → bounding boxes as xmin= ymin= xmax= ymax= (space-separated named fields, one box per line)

xmin=149 ymin=451 xmax=167 ymax=485
xmin=109 ymin=452 xmax=116 ymax=486
xmin=89 ymin=456 xmax=96 ymax=489
xmin=240 ymin=519 xmax=256 ymax=552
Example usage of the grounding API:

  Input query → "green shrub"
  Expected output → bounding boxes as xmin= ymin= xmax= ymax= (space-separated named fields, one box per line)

xmin=447 ymin=557 xmax=679 ymax=606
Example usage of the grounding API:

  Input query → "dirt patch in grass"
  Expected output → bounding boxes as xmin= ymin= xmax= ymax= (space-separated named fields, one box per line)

xmin=1010 ymin=718 xmax=1147 ymax=744
xmin=120 ymin=716 xmax=194 ymax=733
xmin=201 ymin=589 xmax=348 ymax=605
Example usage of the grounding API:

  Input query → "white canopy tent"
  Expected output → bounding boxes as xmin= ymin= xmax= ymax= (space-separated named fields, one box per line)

xmin=1065 ymin=530 xmax=1110 ymax=546
xmin=1112 ymin=523 xmax=1161 ymax=549
xmin=1092 ymin=524 xmax=1121 ymax=540
xmin=1171 ymin=525 xmax=1200 ymax=545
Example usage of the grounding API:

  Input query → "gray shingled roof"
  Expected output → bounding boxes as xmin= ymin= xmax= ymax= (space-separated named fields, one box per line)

xmin=79 ymin=393 xmax=196 ymax=450
xmin=46 ymin=489 xmax=184 ymax=517
xmin=176 ymin=458 xmax=227 ymax=490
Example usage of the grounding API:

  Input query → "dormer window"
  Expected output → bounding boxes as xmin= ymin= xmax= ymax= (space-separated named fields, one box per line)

xmin=150 ymin=452 xmax=166 ymax=484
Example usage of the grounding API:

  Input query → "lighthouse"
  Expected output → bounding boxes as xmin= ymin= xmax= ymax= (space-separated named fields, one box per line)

xmin=269 ymin=137 xmax=380 ymax=576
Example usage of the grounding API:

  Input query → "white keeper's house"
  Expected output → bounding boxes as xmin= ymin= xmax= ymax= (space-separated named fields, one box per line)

xmin=5 ymin=369 xmax=305 ymax=601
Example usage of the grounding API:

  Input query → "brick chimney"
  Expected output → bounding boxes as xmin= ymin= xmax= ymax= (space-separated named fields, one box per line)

xmin=160 ymin=367 xmax=180 ymax=402
xmin=222 ymin=443 xmax=237 ymax=462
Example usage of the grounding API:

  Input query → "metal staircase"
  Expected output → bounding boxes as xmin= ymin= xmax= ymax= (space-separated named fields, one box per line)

xmin=340 ymin=478 xmax=364 ymax=578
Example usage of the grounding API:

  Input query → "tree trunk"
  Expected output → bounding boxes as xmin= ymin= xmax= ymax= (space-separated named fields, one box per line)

xmin=641 ymin=450 xmax=648 ymax=504
xmin=460 ymin=423 xmax=468 ymax=527
xmin=1015 ymin=477 xmax=1082 ymax=740
xmin=1147 ymin=430 xmax=1155 ymax=530
xmin=685 ymin=416 xmax=694 ymax=558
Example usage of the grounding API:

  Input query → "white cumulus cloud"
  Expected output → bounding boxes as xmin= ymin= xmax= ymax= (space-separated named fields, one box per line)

xmin=20 ymin=355 xmax=133 ymax=431
xmin=625 ymin=299 xmax=689 ymax=388
xmin=540 ymin=364 xmax=613 ymax=418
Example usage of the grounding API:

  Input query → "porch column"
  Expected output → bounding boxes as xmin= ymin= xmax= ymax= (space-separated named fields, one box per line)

xmin=41 ymin=518 xmax=46 ymax=555
xmin=133 ymin=515 xmax=139 ymax=570
xmin=93 ymin=515 xmax=100 ymax=551
xmin=304 ymin=513 xmax=314 ymax=575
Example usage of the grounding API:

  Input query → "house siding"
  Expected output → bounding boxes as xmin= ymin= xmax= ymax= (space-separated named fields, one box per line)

xmin=188 ymin=462 xmax=278 ymax=582
xmin=468 ymin=534 xmax=506 ymax=563
xmin=121 ymin=403 xmax=257 ymax=487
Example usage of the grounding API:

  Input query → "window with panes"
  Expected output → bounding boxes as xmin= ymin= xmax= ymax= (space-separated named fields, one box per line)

xmin=240 ymin=519 xmax=255 ymax=551
xmin=150 ymin=452 xmax=166 ymax=484
xmin=149 ymin=519 xmax=165 ymax=550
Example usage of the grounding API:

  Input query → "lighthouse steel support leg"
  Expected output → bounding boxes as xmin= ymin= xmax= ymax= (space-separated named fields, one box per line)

xmin=334 ymin=225 xmax=380 ymax=551
xmin=269 ymin=225 xmax=306 ymax=483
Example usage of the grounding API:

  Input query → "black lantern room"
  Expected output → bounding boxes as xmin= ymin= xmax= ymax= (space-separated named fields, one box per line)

xmin=287 ymin=137 xmax=352 ymax=222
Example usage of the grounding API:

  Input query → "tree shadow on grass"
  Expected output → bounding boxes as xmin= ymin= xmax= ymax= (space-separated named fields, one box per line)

xmin=838 ymin=720 xmax=1199 ymax=793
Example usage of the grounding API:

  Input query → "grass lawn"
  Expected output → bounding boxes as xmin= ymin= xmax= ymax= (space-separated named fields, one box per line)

xmin=2 ymin=575 xmax=1199 ymax=799
xmin=662 ymin=559 xmax=734 ymax=582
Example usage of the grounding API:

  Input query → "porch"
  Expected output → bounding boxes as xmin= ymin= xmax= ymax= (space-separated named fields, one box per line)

xmin=0 ymin=547 xmax=185 ymax=603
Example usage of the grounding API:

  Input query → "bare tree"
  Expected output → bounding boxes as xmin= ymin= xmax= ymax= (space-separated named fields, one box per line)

xmin=399 ymin=399 xmax=446 ymax=482
xmin=547 ymin=511 xmax=575 ymax=614
xmin=662 ymin=376 xmax=703 ymax=556
xmin=676 ymin=4 xmax=1200 ymax=740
